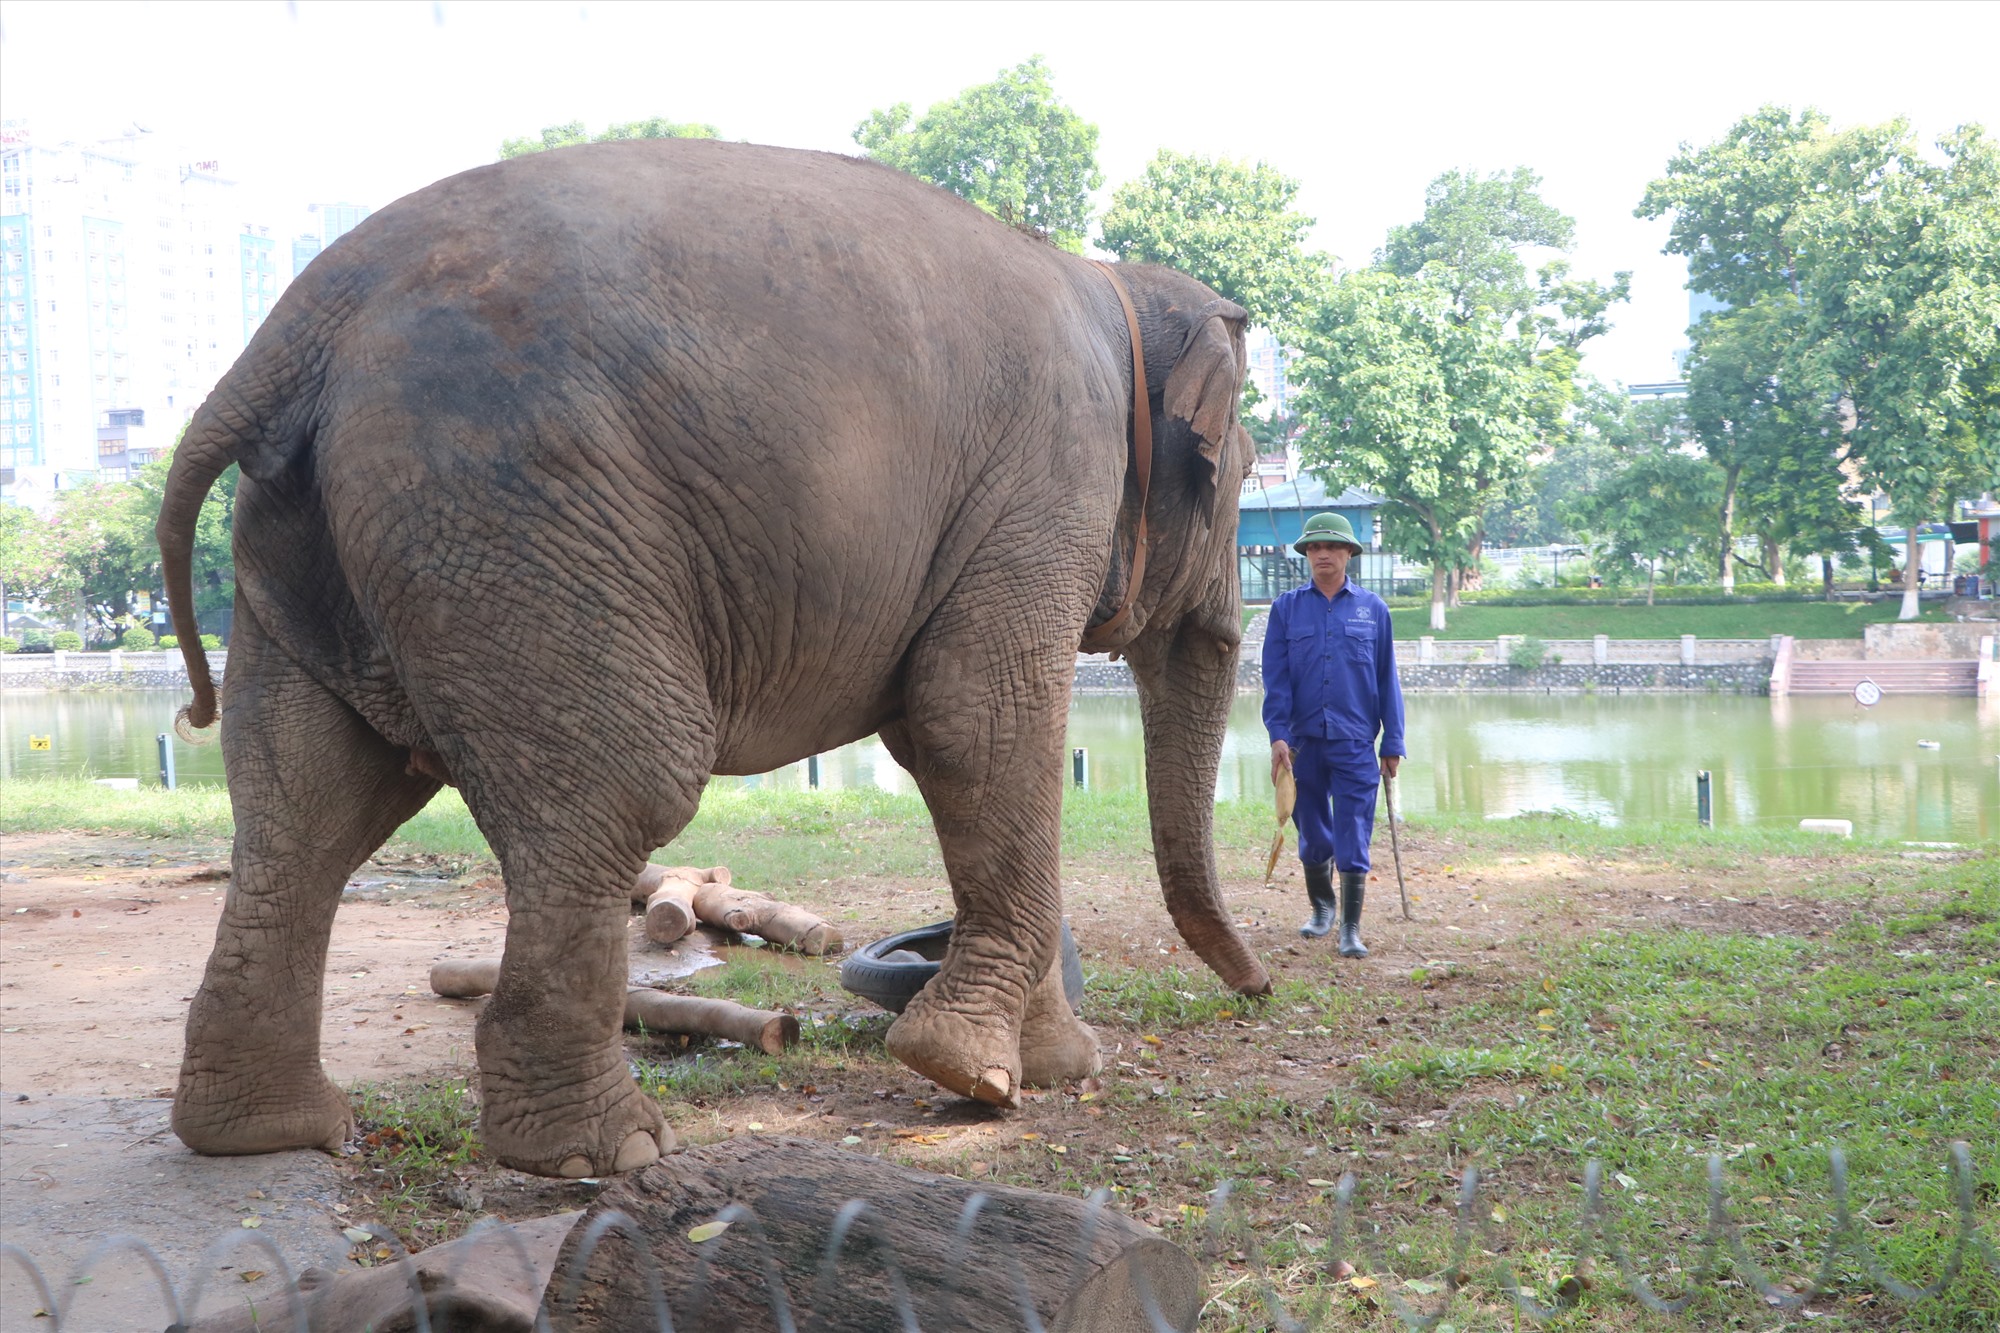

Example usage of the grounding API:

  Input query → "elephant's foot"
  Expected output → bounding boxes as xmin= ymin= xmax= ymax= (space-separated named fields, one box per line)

xmin=477 ymin=1062 xmax=672 ymax=1178
xmin=172 ymin=1064 xmax=353 ymax=1157
xmin=886 ymin=995 xmax=1021 ymax=1109
xmin=1019 ymin=965 xmax=1102 ymax=1088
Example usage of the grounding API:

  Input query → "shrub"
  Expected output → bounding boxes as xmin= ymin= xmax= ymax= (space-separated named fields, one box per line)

xmin=22 ymin=629 xmax=51 ymax=649
xmin=120 ymin=626 xmax=157 ymax=650
xmin=1508 ymin=636 xmax=1548 ymax=669
xmin=0 ymin=636 xmax=17 ymax=654
xmin=157 ymin=635 xmax=179 ymax=650
xmin=51 ymin=631 xmax=83 ymax=651
xmin=199 ymin=634 xmax=223 ymax=650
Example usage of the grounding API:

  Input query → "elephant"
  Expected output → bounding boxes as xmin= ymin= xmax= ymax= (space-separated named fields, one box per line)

xmin=156 ymin=138 xmax=1273 ymax=1180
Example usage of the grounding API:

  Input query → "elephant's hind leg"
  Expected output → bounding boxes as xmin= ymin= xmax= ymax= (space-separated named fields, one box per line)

xmin=429 ymin=681 xmax=705 ymax=1178
xmin=173 ymin=606 xmax=439 ymax=1157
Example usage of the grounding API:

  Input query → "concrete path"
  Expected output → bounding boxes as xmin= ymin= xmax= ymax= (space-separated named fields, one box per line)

xmin=1 ymin=1095 xmax=351 ymax=1331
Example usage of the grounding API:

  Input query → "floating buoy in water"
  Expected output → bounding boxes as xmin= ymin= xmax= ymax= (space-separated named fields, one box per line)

xmin=1917 ymin=739 xmax=1942 ymax=749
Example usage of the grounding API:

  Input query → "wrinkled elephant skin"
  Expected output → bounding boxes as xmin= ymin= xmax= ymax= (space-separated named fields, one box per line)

xmin=156 ymin=141 xmax=1271 ymax=1177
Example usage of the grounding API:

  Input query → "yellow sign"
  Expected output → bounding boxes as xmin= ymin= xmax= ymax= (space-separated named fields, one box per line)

xmin=29 ymin=735 xmax=52 ymax=751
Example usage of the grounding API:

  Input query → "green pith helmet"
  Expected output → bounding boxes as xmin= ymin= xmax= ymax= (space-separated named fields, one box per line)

xmin=1293 ymin=512 xmax=1363 ymax=554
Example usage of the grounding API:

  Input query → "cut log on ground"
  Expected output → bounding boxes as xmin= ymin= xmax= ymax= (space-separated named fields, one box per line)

xmin=427 ymin=962 xmax=796 ymax=1053
xmin=630 ymin=864 xmax=731 ymax=907
xmin=624 ymin=988 xmax=797 ymax=1055
xmin=691 ymin=882 xmax=843 ymax=955
xmin=635 ymin=865 xmax=701 ymax=944
xmin=542 ymin=1136 xmax=1200 ymax=1332
xmin=430 ymin=957 xmax=502 ymax=998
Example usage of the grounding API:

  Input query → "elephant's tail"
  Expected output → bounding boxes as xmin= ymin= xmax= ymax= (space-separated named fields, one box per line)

xmin=157 ymin=411 xmax=239 ymax=737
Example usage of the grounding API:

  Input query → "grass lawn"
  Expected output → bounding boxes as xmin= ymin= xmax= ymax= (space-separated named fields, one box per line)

xmin=7 ymin=780 xmax=1996 ymax=1329
xmin=1381 ymin=599 xmax=1959 ymax=641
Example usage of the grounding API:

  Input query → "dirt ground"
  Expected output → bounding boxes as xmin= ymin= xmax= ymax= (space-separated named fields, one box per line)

xmin=0 ymin=828 xmax=1853 ymax=1107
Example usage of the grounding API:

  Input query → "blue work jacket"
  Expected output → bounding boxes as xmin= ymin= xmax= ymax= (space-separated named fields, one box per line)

xmin=1261 ymin=578 xmax=1406 ymax=755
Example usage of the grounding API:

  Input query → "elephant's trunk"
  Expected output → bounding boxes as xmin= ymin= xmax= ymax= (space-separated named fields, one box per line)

xmin=156 ymin=418 xmax=237 ymax=732
xmin=1125 ymin=615 xmax=1273 ymax=997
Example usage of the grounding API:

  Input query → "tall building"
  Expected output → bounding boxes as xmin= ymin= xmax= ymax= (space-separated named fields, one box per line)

xmin=0 ymin=125 xmax=295 ymax=503
xmin=290 ymin=232 xmax=322 ymax=277
xmin=1244 ymin=326 xmax=1291 ymax=419
xmin=320 ymin=201 xmax=370 ymax=247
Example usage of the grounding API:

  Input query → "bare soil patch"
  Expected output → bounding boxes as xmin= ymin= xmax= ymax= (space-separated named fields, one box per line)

xmin=0 ymin=827 xmax=1885 ymax=1242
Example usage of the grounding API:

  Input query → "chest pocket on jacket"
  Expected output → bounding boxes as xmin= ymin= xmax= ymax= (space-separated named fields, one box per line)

xmin=1343 ymin=621 xmax=1376 ymax=658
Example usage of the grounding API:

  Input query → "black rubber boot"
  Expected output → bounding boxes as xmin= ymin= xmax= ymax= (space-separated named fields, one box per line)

xmin=1337 ymin=871 xmax=1369 ymax=958
xmin=1299 ymin=859 xmax=1337 ymax=938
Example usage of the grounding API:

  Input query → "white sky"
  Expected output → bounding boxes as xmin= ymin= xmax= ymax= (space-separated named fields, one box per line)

xmin=4 ymin=0 xmax=1995 ymax=386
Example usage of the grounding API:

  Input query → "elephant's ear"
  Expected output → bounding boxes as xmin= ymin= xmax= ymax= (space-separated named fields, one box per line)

xmin=1163 ymin=303 xmax=1250 ymax=498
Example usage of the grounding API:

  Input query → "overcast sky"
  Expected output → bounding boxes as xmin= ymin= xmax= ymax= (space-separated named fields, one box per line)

xmin=4 ymin=0 xmax=1995 ymax=386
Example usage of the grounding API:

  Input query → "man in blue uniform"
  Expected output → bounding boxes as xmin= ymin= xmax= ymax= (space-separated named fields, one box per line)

xmin=1262 ymin=512 xmax=1406 ymax=956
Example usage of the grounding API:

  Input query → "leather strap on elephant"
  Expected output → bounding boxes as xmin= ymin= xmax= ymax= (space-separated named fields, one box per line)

xmin=1079 ymin=261 xmax=1153 ymax=656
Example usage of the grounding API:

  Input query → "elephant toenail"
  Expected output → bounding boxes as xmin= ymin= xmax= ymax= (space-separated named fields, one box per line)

xmin=614 ymin=1129 xmax=663 ymax=1173
xmin=557 ymin=1154 xmax=595 ymax=1179
xmin=972 ymin=1067 xmax=1016 ymax=1108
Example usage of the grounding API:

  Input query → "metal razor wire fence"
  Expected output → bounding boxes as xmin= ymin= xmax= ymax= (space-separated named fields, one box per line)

xmin=3 ymin=1142 xmax=1992 ymax=1332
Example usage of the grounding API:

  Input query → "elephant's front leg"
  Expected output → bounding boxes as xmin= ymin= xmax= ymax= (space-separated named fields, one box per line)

xmin=881 ymin=647 xmax=1101 ymax=1106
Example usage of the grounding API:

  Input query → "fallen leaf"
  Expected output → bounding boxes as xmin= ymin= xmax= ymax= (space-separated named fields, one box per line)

xmin=1307 ymin=1178 xmax=1339 ymax=1188
xmin=240 ymin=1217 xmax=262 ymax=1229
xmin=239 ymin=1270 xmax=266 ymax=1283
xmin=1349 ymin=1274 xmax=1378 ymax=1290
xmin=687 ymin=1221 xmax=731 ymax=1243
xmin=840 ymin=1136 xmax=862 ymax=1145
xmin=745 ymin=1122 xmax=764 ymax=1132
xmin=343 ymin=1227 xmax=373 ymax=1243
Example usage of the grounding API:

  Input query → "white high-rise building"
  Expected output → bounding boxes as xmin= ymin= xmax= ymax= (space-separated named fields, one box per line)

xmin=1 ymin=125 xmax=292 ymax=507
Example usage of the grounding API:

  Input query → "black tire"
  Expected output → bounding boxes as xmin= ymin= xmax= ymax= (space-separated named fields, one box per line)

xmin=839 ymin=919 xmax=1083 ymax=1015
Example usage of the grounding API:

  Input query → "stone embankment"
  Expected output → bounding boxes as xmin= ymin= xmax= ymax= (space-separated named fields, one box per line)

xmin=1077 ymin=615 xmax=1784 ymax=694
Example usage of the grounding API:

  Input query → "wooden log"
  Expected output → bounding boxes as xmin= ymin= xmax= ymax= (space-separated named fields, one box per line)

xmin=639 ymin=869 xmax=701 ymax=944
xmin=630 ymin=863 xmax=731 ymax=906
xmin=691 ymin=882 xmax=843 ymax=955
xmin=430 ymin=957 xmax=501 ymax=998
xmin=427 ymin=962 xmax=794 ymax=1053
xmin=542 ymin=1136 xmax=1200 ymax=1332
xmin=624 ymin=988 xmax=798 ymax=1055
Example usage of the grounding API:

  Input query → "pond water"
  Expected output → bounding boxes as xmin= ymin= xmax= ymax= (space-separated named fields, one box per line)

xmin=4 ymin=689 xmax=1995 ymax=844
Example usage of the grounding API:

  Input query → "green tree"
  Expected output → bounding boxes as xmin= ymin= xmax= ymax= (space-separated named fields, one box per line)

xmin=1481 ymin=378 xmax=1631 ymax=546
xmin=1681 ymin=296 xmax=1828 ymax=592
xmin=1376 ymin=167 xmax=1629 ymax=590
xmin=1565 ymin=406 xmax=1720 ymax=604
xmin=500 ymin=117 xmax=719 ymax=160
xmin=854 ymin=56 xmax=1101 ymax=251
xmin=1098 ymin=151 xmax=1321 ymax=328
xmin=1379 ymin=167 xmax=1575 ymax=321
xmin=1643 ymin=108 xmax=2000 ymax=619
xmin=1288 ymin=269 xmax=1541 ymax=630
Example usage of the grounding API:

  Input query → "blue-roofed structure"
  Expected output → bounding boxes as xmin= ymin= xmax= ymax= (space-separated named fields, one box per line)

xmin=1235 ymin=475 xmax=1393 ymax=602
xmin=1236 ymin=474 xmax=1382 ymax=549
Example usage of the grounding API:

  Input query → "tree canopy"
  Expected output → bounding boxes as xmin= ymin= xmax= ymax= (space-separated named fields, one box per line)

xmin=499 ymin=117 xmax=720 ymax=159
xmin=1643 ymin=107 xmax=2000 ymax=617
xmin=1098 ymin=151 xmax=1321 ymax=328
xmin=1288 ymin=269 xmax=1542 ymax=629
xmin=854 ymin=57 xmax=1101 ymax=251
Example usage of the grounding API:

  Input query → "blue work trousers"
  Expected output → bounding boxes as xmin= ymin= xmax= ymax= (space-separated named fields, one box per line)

xmin=1291 ymin=737 xmax=1380 ymax=873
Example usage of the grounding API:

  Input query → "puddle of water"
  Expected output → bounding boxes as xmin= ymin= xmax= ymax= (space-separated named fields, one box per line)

xmin=629 ymin=924 xmax=728 ymax=984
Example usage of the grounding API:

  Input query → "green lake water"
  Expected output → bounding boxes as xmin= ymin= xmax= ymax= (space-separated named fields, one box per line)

xmin=4 ymin=689 xmax=1995 ymax=844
